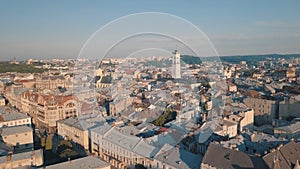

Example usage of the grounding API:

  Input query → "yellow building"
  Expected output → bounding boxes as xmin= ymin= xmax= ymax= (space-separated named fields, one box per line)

xmin=1 ymin=126 xmax=33 ymax=151
xmin=57 ymin=118 xmax=89 ymax=151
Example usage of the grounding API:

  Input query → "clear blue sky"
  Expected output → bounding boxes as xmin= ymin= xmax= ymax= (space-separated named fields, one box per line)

xmin=0 ymin=0 xmax=300 ymax=61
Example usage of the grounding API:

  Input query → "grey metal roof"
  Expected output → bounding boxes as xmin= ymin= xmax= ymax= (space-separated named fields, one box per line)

xmin=58 ymin=114 xmax=105 ymax=131
xmin=92 ymin=125 xmax=158 ymax=158
xmin=155 ymin=145 xmax=202 ymax=169
xmin=1 ymin=126 xmax=32 ymax=136
xmin=90 ymin=124 xmax=112 ymax=136
xmin=0 ymin=149 xmax=42 ymax=164
xmin=0 ymin=111 xmax=30 ymax=122
xmin=276 ymin=121 xmax=300 ymax=133
xmin=44 ymin=156 xmax=110 ymax=169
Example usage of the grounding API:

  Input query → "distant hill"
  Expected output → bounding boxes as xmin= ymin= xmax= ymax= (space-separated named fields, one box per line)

xmin=180 ymin=54 xmax=300 ymax=64
xmin=0 ymin=62 xmax=45 ymax=73
xmin=180 ymin=55 xmax=202 ymax=64
xmin=220 ymin=54 xmax=300 ymax=64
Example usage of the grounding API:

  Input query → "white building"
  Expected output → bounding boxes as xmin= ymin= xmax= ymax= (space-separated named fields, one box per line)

xmin=224 ymin=108 xmax=254 ymax=132
xmin=57 ymin=114 xmax=104 ymax=151
xmin=172 ymin=50 xmax=181 ymax=79
xmin=91 ymin=125 xmax=158 ymax=169
xmin=214 ymin=119 xmax=238 ymax=138
xmin=0 ymin=108 xmax=31 ymax=128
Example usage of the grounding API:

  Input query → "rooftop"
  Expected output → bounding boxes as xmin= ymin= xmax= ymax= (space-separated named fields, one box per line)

xmin=0 ymin=149 xmax=42 ymax=164
xmin=263 ymin=141 xmax=300 ymax=169
xmin=276 ymin=121 xmax=300 ymax=133
xmin=155 ymin=144 xmax=202 ymax=169
xmin=1 ymin=125 xmax=32 ymax=136
xmin=44 ymin=156 xmax=110 ymax=169
xmin=202 ymin=143 xmax=268 ymax=169
xmin=0 ymin=111 xmax=30 ymax=122
xmin=58 ymin=114 xmax=105 ymax=131
xmin=92 ymin=125 xmax=158 ymax=158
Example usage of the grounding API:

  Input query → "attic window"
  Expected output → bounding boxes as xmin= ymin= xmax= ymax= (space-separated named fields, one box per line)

xmin=224 ymin=153 xmax=230 ymax=160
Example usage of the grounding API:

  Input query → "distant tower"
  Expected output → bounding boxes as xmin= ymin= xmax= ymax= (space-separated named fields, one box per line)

xmin=172 ymin=50 xmax=181 ymax=79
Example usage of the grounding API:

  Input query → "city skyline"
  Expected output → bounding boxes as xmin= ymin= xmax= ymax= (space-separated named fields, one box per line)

xmin=1 ymin=0 xmax=300 ymax=61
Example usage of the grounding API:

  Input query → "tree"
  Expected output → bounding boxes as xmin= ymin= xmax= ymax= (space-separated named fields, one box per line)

xmin=57 ymin=140 xmax=79 ymax=159
xmin=45 ymin=136 xmax=52 ymax=150
xmin=135 ymin=164 xmax=147 ymax=169
xmin=59 ymin=148 xmax=79 ymax=158
xmin=152 ymin=109 xmax=177 ymax=126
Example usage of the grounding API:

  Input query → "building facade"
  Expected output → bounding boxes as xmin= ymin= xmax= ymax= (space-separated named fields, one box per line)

xmin=0 ymin=108 xmax=31 ymax=128
xmin=21 ymin=90 xmax=79 ymax=128
xmin=35 ymin=75 xmax=66 ymax=90
xmin=91 ymin=125 xmax=157 ymax=169
xmin=172 ymin=50 xmax=181 ymax=79
xmin=0 ymin=150 xmax=43 ymax=168
xmin=1 ymin=126 xmax=33 ymax=151
xmin=244 ymin=97 xmax=278 ymax=125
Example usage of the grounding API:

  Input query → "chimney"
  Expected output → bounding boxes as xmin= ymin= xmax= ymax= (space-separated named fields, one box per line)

xmin=294 ymin=160 xmax=300 ymax=169
xmin=250 ymin=134 xmax=255 ymax=142
xmin=6 ymin=154 xmax=11 ymax=162
xmin=32 ymin=150 xmax=35 ymax=156
xmin=202 ymin=113 xmax=207 ymax=122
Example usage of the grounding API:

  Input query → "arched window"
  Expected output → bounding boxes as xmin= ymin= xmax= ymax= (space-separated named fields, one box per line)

xmin=66 ymin=102 xmax=75 ymax=108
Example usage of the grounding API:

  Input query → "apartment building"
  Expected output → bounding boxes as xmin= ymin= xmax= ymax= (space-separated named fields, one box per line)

xmin=244 ymin=97 xmax=278 ymax=125
xmin=0 ymin=107 xmax=31 ymax=128
xmin=91 ymin=125 xmax=158 ymax=169
xmin=21 ymin=90 xmax=79 ymax=128
xmin=0 ymin=150 xmax=43 ymax=169
xmin=1 ymin=126 xmax=33 ymax=151
xmin=35 ymin=75 xmax=66 ymax=90
xmin=57 ymin=114 xmax=104 ymax=151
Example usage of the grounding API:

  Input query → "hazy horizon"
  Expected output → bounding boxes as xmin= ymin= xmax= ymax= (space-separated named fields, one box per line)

xmin=1 ymin=1 xmax=300 ymax=61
